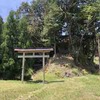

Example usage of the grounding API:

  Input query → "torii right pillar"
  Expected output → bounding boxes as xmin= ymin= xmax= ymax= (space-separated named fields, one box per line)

xmin=97 ymin=35 xmax=100 ymax=74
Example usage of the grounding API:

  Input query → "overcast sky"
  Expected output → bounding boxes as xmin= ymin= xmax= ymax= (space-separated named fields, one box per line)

xmin=0 ymin=0 xmax=32 ymax=21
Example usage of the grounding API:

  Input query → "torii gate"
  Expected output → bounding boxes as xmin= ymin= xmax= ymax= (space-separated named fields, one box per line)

xmin=14 ymin=48 xmax=53 ymax=83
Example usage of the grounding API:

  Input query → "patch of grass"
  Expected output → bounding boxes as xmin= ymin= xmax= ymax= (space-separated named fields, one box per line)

xmin=33 ymin=71 xmax=59 ymax=81
xmin=28 ymin=75 xmax=100 ymax=100
xmin=0 ymin=75 xmax=100 ymax=100
xmin=0 ymin=80 xmax=43 ymax=100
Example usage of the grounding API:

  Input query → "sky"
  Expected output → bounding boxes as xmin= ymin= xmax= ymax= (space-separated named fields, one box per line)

xmin=0 ymin=0 xmax=32 ymax=22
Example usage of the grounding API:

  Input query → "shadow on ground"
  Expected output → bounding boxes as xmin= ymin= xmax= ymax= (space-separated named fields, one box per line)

xmin=26 ymin=80 xmax=64 ymax=84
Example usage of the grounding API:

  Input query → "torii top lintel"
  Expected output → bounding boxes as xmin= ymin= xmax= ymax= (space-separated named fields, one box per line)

xmin=14 ymin=48 xmax=53 ymax=53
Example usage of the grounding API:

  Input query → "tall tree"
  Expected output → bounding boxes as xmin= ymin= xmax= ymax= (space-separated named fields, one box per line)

xmin=0 ymin=16 xmax=3 ymax=43
xmin=18 ymin=16 xmax=32 ymax=48
xmin=42 ymin=0 xmax=100 ymax=70
xmin=1 ymin=11 xmax=19 ymax=79
xmin=17 ymin=0 xmax=47 ymax=48
xmin=0 ymin=16 xmax=3 ymax=54
xmin=0 ymin=16 xmax=3 ymax=78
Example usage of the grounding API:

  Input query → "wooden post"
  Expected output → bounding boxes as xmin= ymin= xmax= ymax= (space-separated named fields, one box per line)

xmin=43 ymin=52 xmax=45 ymax=83
xmin=98 ymin=38 xmax=100 ymax=74
xmin=21 ymin=52 xmax=25 ymax=82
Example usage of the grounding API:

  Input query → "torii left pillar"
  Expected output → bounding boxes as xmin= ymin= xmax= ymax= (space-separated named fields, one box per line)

xmin=21 ymin=52 xmax=25 ymax=83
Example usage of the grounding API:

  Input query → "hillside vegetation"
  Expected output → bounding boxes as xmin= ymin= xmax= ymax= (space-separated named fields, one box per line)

xmin=34 ymin=55 xmax=89 ymax=80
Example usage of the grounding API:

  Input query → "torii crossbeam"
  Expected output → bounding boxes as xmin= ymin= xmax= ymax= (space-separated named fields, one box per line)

xmin=14 ymin=48 xmax=53 ymax=83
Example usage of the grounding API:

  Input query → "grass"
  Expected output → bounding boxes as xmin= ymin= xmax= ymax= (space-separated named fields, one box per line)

xmin=0 ymin=80 xmax=43 ymax=100
xmin=0 ymin=56 xmax=100 ymax=100
xmin=27 ymin=74 xmax=100 ymax=100
xmin=0 ymin=74 xmax=100 ymax=100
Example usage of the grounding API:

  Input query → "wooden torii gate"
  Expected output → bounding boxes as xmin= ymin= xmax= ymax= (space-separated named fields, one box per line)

xmin=14 ymin=48 xmax=53 ymax=83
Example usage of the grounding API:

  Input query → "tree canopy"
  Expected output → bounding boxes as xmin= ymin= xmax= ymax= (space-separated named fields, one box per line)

xmin=0 ymin=0 xmax=100 ymax=79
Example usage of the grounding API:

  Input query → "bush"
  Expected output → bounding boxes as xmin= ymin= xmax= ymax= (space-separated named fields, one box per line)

xmin=72 ymin=68 xmax=79 ymax=76
xmin=55 ymin=70 xmax=61 ymax=77
xmin=82 ymin=69 xmax=88 ymax=75
xmin=25 ymin=68 xmax=34 ymax=80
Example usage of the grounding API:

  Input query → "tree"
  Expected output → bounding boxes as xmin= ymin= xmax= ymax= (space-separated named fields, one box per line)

xmin=42 ymin=0 xmax=100 ymax=71
xmin=1 ymin=11 xmax=19 ymax=79
xmin=0 ymin=16 xmax=3 ymax=44
xmin=42 ymin=0 xmax=63 ymax=56
xmin=0 ymin=16 xmax=3 ymax=78
xmin=0 ymin=16 xmax=3 ymax=56
xmin=18 ymin=16 xmax=32 ymax=48
xmin=17 ymin=1 xmax=46 ymax=48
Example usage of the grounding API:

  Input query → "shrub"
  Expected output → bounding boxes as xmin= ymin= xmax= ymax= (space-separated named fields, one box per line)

xmin=72 ymin=68 xmax=79 ymax=76
xmin=25 ymin=68 xmax=34 ymax=80
xmin=55 ymin=70 xmax=61 ymax=77
xmin=82 ymin=69 xmax=88 ymax=75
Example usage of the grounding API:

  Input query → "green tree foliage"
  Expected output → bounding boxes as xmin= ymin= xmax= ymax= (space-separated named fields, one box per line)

xmin=43 ymin=0 xmax=100 ymax=68
xmin=0 ymin=16 xmax=3 ymax=55
xmin=0 ymin=16 xmax=3 ymax=77
xmin=18 ymin=17 xmax=32 ymax=48
xmin=0 ymin=16 xmax=3 ymax=39
xmin=17 ymin=1 xmax=46 ymax=47
xmin=0 ymin=0 xmax=100 ymax=79
xmin=0 ymin=11 xmax=20 ymax=79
